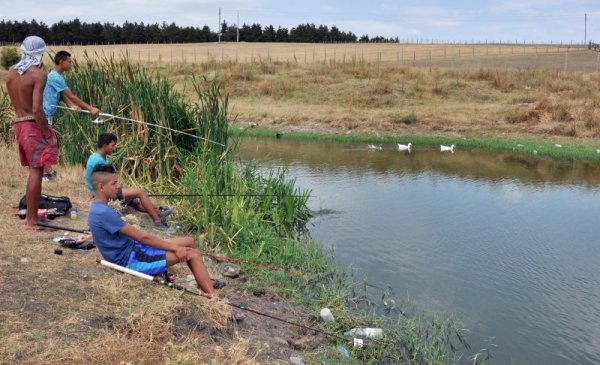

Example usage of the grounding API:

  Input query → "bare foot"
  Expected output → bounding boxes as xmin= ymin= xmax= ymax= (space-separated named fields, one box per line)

xmin=24 ymin=223 xmax=51 ymax=232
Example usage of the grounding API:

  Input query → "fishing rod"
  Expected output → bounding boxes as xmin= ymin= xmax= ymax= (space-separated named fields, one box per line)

xmin=56 ymin=106 xmax=227 ymax=148
xmin=35 ymin=222 xmax=88 ymax=234
xmin=97 ymin=259 xmax=325 ymax=334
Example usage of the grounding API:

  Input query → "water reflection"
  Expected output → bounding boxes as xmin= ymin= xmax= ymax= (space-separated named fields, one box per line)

xmin=236 ymin=136 xmax=600 ymax=365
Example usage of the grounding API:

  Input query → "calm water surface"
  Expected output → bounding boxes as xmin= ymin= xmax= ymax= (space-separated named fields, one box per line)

xmin=237 ymin=137 xmax=600 ymax=365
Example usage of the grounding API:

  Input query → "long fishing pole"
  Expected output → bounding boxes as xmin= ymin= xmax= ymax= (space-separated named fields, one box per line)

xmin=56 ymin=106 xmax=227 ymax=148
xmin=97 ymin=259 xmax=325 ymax=334
xmin=35 ymin=222 xmax=88 ymax=234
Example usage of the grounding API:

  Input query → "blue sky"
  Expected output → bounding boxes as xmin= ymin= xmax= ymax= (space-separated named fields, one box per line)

xmin=4 ymin=0 xmax=600 ymax=43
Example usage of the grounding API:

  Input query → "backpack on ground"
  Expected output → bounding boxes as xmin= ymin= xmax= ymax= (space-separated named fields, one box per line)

xmin=19 ymin=194 xmax=72 ymax=216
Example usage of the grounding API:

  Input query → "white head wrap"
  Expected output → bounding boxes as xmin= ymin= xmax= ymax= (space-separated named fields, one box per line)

xmin=14 ymin=36 xmax=46 ymax=75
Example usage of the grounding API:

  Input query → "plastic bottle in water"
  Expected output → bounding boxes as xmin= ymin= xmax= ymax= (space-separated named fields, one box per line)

xmin=343 ymin=327 xmax=383 ymax=339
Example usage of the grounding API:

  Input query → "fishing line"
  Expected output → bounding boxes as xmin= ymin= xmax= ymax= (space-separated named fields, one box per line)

xmin=97 ymin=259 xmax=326 ymax=334
xmin=36 ymin=222 xmax=292 ymax=274
xmin=148 ymin=193 xmax=306 ymax=198
xmin=56 ymin=106 xmax=227 ymax=148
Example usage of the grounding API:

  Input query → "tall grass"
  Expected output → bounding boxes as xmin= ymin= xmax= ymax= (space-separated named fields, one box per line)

xmin=0 ymin=88 xmax=13 ymax=145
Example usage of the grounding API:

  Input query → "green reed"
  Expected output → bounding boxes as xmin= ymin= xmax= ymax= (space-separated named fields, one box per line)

xmin=55 ymin=55 xmax=311 ymax=243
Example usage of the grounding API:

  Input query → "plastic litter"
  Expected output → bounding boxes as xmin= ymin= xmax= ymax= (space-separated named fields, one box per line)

xmin=343 ymin=327 xmax=383 ymax=339
xmin=319 ymin=307 xmax=335 ymax=322
xmin=336 ymin=345 xmax=350 ymax=358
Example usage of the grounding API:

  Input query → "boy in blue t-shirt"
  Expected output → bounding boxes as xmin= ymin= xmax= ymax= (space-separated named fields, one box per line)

xmin=42 ymin=50 xmax=100 ymax=182
xmin=88 ymin=164 xmax=225 ymax=296
xmin=85 ymin=133 xmax=175 ymax=232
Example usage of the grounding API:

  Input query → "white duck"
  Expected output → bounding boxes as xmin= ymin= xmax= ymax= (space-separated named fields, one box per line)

xmin=368 ymin=144 xmax=383 ymax=151
xmin=397 ymin=143 xmax=412 ymax=152
xmin=440 ymin=144 xmax=455 ymax=152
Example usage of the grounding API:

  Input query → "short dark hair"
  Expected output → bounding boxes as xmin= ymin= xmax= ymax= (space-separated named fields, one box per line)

xmin=97 ymin=133 xmax=118 ymax=149
xmin=90 ymin=164 xmax=116 ymax=189
xmin=54 ymin=51 xmax=71 ymax=65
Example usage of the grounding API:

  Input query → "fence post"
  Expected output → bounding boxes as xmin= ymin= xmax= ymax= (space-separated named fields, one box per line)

xmin=596 ymin=52 xmax=599 ymax=72
xmin=564 ymin=52 xmax=568 ymax=71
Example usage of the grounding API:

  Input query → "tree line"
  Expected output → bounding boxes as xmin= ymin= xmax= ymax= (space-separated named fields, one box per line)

xmin=0 ymin=19 xmax=399 ymax=44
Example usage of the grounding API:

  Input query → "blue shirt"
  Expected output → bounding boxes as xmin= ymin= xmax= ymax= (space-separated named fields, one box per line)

xmin=86 ymin=152 xmax=108 ymax=194
xmin=43 ymin=70 xmax=69 ymax=118
xmin=88 ymin=201 xmax=134 ymax=266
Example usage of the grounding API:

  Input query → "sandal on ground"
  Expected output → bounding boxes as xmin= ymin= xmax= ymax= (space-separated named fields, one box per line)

xmin=212 ymin=279 xmax=227 ymax=289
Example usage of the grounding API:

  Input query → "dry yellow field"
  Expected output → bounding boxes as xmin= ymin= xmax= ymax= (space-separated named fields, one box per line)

xmin=3 ymin=43 xmax=600 ymax=144
xmin=43 ymin=42 xmax=587 ymax=66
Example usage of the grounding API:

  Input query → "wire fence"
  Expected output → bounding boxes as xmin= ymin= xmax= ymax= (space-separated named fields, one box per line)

xmin=2 ymin=41 xmax=600 ymax=72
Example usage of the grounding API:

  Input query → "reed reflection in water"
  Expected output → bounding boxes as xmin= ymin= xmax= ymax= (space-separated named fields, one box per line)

xmin=237 ymin=137 xmax=600 ymax=365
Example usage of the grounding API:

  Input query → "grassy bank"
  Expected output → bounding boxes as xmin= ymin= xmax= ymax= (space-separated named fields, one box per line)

xmin=1 ymin=58 xmax=477 ymax=363
xmin=160 ymin=58 xmax=600 ymax=148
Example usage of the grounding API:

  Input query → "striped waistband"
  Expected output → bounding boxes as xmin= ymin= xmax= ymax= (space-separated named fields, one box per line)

xmin=13 ymin=115 xmax=36 ymax=125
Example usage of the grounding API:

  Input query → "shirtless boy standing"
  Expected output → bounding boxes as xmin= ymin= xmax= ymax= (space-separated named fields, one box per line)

xmin=5 ymin=36 xmax=57 ymax=229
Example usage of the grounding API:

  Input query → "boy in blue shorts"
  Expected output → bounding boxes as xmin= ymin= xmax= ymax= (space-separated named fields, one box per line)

xmin=42 ymin=50 xmax=100 ymax=181
xmin=88 ymin=164 xmax=225 ymax=296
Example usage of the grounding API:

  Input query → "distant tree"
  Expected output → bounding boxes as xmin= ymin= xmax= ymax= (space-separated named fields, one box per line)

xmin=276 ymin=27 xmax=289 ymax=42
xmin=263 ymin=25 xmax=276 ymax=42
xmin=0 ymin=18 xmax=390 ymax=45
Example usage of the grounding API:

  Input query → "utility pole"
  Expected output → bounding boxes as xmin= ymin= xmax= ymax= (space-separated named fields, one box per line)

xmin=584 ymin=13 xmax=587 ymax=45
xmin=237 ymin=10 xmax=240 ymax=42
xmin=218 ymin=7 xmax=222 ymax=43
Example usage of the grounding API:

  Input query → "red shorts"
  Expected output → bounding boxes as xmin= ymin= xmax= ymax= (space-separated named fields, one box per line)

xmin=13 ymin=121 xmax=58 ymax=168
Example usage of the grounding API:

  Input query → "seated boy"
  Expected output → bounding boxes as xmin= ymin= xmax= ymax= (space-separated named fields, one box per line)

xmin=88 ymin=164 xmax=225 ymax=296
xmin=85 ymin=133 xmax=174 ymax=232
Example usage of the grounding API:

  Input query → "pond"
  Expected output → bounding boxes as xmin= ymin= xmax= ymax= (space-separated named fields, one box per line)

xmin=237 ymin=136 xmax=600 ymax=365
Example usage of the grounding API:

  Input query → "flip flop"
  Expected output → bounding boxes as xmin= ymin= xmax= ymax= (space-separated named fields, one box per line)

xmin=212 ymin=279 xmax=227 ymax=289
